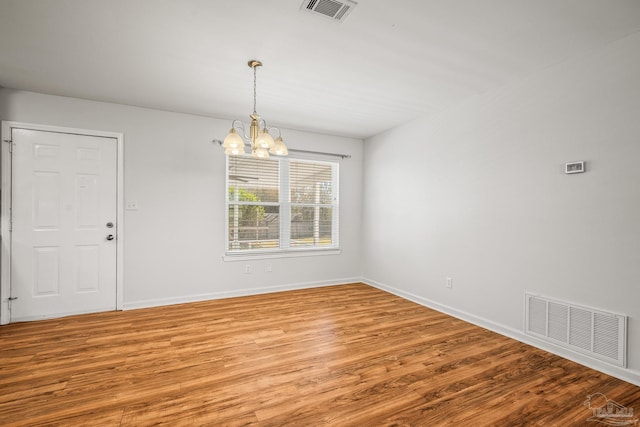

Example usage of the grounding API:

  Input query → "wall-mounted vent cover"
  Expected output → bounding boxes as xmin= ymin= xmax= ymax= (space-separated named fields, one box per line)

xmin=525 ymin=293 xmax=627 ymax=367
xmin=300 ymin=0 xmax=357 ymax=23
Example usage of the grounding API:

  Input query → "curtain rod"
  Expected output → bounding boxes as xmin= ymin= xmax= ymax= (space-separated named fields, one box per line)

xmin=287 ymin=148 xmax=351 ymax=159
xmin=213 ymin=140 xmax=351 ymax=159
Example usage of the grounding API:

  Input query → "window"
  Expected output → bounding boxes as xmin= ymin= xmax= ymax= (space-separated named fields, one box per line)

xmin=226 ymin=156 xmax=339 ymax=255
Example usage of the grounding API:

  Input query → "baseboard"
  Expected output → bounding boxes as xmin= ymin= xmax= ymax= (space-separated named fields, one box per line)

xmin=122 ymin=277 xmax=361 ymax=311
xmin=362 ymin=277 xmax=640 ymax=387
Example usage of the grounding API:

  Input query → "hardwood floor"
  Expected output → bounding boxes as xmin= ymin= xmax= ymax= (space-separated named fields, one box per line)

xmin=1 ymin=283 xmax=639 ymax=426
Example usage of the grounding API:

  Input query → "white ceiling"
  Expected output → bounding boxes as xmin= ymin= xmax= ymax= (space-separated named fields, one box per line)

xmin=1 ymin=0 xmax=640 ymax=139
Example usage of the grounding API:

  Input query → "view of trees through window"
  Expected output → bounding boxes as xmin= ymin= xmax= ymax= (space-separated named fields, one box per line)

xmin=227 ymin=156 xmax=338 ymax=252
xmin=290 ymin=161 xmax=334 ymax=248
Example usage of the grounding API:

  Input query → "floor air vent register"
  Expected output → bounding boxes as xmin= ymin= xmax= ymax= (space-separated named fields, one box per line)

xmin=525 ymin=293 xmax=627 ymax=367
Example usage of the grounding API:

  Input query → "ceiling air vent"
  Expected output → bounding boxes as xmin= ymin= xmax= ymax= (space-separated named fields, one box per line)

xmin=300 ymin=0 xmax=357 ymax=23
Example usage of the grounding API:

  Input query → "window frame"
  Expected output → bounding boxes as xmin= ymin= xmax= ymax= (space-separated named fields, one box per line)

xmin=224 ymin=155 xmax=340 ymax=260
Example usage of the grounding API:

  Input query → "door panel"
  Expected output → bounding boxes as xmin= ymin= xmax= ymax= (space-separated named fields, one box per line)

xmin=10 ymin=129 xmax=117 ymax=321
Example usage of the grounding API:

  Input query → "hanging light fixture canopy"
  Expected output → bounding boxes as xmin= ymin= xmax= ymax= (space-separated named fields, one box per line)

xmin=222 ymin=60 xmax=288 ymax=158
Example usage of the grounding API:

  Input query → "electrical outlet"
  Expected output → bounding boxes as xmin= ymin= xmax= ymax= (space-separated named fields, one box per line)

xmin=125 ymin=201 xmax=139 ymax=210
xmin=446 ymin=277 xmax=453 ymax=289
xmin=244 ymin=264 xmax=252 ymax=274
xmin=266 ymin=263 xmax=272 ymax=272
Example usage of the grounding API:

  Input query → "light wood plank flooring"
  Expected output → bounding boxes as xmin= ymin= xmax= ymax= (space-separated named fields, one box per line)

xmin=1 ymin=283 xmax=639 ymax=426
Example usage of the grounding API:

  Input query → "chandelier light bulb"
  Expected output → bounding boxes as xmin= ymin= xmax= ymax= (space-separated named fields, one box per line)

xmin=253 ymin=146 xmax=270 ymax=159
xmin=223 ymin=129 xmax=244 ymax=149
xmin=270 ymin=136 xmax=288 ymax=156
xmin=225 ymin=145 xmax=245 ymax=155
xmin=256 ymin=129 xmax=275 ymax=149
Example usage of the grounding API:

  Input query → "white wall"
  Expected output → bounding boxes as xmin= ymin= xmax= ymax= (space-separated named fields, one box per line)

xmin=0 ymin=89 xmax=363 ymax=309
xmin=362 ymin=32 xmax=640 ymax=385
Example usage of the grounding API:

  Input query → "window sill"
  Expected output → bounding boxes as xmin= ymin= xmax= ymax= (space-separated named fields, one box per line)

xmin=223 ymin=248 xmax=341 ymax=262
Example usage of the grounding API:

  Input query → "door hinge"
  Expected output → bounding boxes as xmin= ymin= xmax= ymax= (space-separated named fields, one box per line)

xmin=4 ymin=139 xmax=13 ymax=153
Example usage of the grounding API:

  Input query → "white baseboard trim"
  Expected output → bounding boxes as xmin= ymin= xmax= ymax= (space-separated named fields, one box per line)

xmin=363 ymin=277 xmax=640 ymax=387
xmin=122 ymin=277 xmax=361 ymax=311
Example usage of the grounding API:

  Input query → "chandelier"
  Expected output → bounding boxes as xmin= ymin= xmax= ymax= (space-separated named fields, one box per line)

xmin=222 ymin=60 xmax=288 ymax=158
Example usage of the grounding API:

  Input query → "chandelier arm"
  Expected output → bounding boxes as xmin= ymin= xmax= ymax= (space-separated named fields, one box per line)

xmin=257 ymin=119 xmax=282 ymax=138
xmin=269 ymin=127 xmax=282 ymax=138
xmin=231 ymin=120 xmax=250 ymax=141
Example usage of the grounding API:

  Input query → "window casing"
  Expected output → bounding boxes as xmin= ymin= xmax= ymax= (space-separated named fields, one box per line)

xmin=226 ymin=156 xmax=339 ymax=255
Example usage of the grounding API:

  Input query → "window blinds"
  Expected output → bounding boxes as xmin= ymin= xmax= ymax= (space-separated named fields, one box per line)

xmin=226 ymin=156 xmax=338 ymax=253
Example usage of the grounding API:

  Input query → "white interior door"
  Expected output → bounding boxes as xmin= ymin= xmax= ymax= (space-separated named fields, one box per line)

xmin=9 ymin=128 xmax=117 ymax=321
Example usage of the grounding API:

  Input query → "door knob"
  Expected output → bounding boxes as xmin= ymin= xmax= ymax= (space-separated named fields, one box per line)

xmin=106 ymin=234 xmax=115 ymax=241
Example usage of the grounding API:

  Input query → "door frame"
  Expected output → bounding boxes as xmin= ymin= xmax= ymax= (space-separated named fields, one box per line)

xmin=1 ymin=121 xmax=124 ymax=325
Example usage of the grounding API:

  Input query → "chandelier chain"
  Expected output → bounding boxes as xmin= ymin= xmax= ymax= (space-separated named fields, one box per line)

xmin=253 ymin=65 xmax=257 ymax=114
